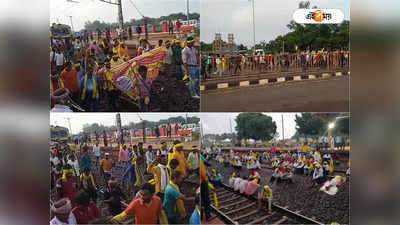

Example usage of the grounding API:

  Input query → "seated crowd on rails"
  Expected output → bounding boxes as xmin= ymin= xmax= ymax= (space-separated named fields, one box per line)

xmin=50 ymin=140 xmax=201 ymax=224
xmin=201 ymin=49 xmax=349 ymax=79
xmin=50 ymin=32 xmax=200 ymax=112
xmin=201 ymin=143 xmax=349 ymax=214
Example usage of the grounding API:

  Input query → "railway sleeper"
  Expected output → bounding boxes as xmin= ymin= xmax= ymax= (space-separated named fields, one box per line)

xmin=232 ymin=209 xmax=260 ymax=221
xmin=217 ymin=195 xmax=242 ymax=204
xmin=225 ymin=202 xmax=256 ymax=215
xmin=246 ymin=212 xmax=276 ymax=225
xmin=219 ymin=198 xmax=249 ymax=210
xmin=272 ymin=216 xmax=288 ymax=225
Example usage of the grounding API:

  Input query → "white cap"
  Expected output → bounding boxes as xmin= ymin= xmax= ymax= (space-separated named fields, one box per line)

xmin=105 ymin=153 xmax=110 ymax=156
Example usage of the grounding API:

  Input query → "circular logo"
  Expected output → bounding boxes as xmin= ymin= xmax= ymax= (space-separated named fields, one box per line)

xmin=313 ymin=10 xmax=324 ymax=22
xmin=115 ymin=76 xmax=132 ymax=92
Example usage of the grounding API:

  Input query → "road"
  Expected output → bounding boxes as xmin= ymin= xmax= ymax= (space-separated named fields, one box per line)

xmin=201 ymin=76 xmax=349 ymax=112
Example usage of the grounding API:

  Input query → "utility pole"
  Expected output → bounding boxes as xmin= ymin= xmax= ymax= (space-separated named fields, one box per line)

xmin=128 ymin=0 xmax=147 ymax=40
xmin=281 ymin=114 xmax=284 ymax=141
xmin=251 ymin=0 xmax=256 ymax=55
xmin=117 ymin=0 xmax=124 ymax=39
xmin=69 ymin=16 xmax=74 ymax=33
xmin=187 ymin=0 xmax=190 ymax=21
xmin=99 ymin=0 xmax=123 ymax=39
xmin=137 ymin=114 xmax=146 ymax=143
xmin=229 ymin=118 xmax=234 ymax=146
xmin=65 ymin=117 xmax=72 ymax=135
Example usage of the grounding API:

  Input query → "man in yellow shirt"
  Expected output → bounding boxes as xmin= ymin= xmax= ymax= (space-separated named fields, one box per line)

xmin=147 ymin=155 xmax=170 ymax=200
xmin=110 ymin=54 xmax=124 ymax=68
xmin=258 ymin=185 xmax=273 ymax=213
xmin=170 ymin=143 xmax=190 ymax=178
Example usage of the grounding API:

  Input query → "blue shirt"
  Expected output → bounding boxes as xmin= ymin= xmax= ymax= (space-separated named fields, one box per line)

xmin=189 ymin=208 xmax=200 ymax=225
xmin=80 ymin=74 xmax=100 ymax=93
xmin=80 ymin=154 xmax=91 ymax=170
xmin=162 ymin=184 xmax=182 ymax=219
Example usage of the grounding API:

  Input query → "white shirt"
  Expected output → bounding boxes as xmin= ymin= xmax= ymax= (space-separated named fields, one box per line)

xmin=93 ymin=146 xmax=101 ymax=157
xmin=50 ymin=212 xmax=77 ymax=225
xmin=67 ymin=159 xmax=80 ymax=177
xmin=55 ymin=53 xmax=65 ymax=66
xmin=51 ymin=104 xmax=73 ymax=112
xmin=164 ymin=47 xmax=173 ymax=64
xmin=182 ymin=46 xmax=198 ymax=66
xmin=51 ymin=157 xmax=60 ymax=166
xmin=313 ymin=167 xmax=324 ymax=179
xmin=239 ymin=179 xmax=248 ymax=194
xmin=314 ymin=152 xmax=321 ymax=163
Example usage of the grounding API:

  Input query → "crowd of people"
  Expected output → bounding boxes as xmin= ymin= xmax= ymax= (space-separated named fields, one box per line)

xmin=201 ymin=143 xmax=350 ymax=216
xmin=50 ymin=30 xmax=200 ymax=112
xmin=202 ymin=50 xmax=350 ymax=79
xmin=50 ymin=139 xmax=201 ymax=224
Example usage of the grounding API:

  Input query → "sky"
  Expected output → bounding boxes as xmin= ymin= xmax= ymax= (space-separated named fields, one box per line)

xmin=50 ymin=112 xmax=298 ymax=139
xmin=200 ymin=113 xmax=299 ymax=140
xmin=200 ymin=0 xmax=350 ymax=47
xmin=50 ymin=0 xmax=200 ymax=31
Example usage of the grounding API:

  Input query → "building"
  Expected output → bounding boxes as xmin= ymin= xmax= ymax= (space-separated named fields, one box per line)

xmin=212 ymin=33 xmax=238 ymax=54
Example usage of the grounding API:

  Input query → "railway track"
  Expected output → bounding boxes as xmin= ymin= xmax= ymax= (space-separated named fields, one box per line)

xmin=209 ymin=184 xmax=323 ymax=225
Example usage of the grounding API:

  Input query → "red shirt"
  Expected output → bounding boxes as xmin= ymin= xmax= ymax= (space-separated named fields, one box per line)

xmin=61 ymin=67 xmax=79 ymax=93
xmin=56 ymin=178 xmax=78 ymax=207
xmin=124 ymin=196 xmax=162 ymax=224
xmin=72 ymin=202 xmax=99 ymax=224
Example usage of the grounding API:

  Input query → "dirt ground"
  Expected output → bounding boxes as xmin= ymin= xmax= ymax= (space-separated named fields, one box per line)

xmin=208 ymin=159 xmax=350 ymax=224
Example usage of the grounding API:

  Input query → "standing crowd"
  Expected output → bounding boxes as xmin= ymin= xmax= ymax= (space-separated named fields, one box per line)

xmin=202 ymin=50 xmax=350 ymax=79
xmin=50 ymin=138 xmax=201 ymax=224
xmin=50 ymin=30 xmax=200 ymax=112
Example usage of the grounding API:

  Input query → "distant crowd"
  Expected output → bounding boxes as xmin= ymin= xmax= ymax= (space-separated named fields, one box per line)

xmin=202 ymin=50 xmax=350 ymax=79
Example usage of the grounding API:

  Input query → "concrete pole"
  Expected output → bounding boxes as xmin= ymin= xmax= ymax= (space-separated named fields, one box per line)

xmin=117 ymin=0 xmax=124 ymax=39
xmin=187 ymin=0 xmax=190 ymax=21
xmin=69 ymin=16 xmax=74 ymax=33
xmin=252 ymin=0 xmax=256 ymax=55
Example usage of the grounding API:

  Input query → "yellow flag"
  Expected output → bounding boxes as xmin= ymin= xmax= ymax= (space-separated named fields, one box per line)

xmin=329 ymin=158 xmax=334 ymax=173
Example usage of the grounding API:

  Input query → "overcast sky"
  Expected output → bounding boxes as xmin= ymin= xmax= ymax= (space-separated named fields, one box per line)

xmin=50 ymin=112 xmax=298 ymax=139
xmin=200 ymin=0 xmax=350 ymax=47
xmin=200 ymin=113 xmax=299 ymax=140
xmin=50 ymin=0 xmax=200 ymax=31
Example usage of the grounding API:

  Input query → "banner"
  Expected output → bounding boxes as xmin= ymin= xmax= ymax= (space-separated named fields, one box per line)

xmin=110 ymin=47 xmax=167 ymax=100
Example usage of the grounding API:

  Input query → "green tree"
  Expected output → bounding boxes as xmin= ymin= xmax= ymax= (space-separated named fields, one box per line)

xmin=333 ymin=117 xmax=349 ymax=136
xmin=295 ymin=113 xmax=326 ymax=136
xmin=235 ymin=113 xmax=277 ymax=141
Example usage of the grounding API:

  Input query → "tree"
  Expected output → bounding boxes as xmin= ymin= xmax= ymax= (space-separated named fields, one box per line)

xmin=235 ymin=113 xmax=277 ymax=141
xmin=256 ymin=1 xmax=349 ymax=53
xmin=295 ymin=113 xmax=326 ymax=137
xmin=332 ymin=117 xmax=349 ymax=136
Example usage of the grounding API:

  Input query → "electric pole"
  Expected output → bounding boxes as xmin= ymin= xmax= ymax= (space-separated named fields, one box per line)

xmin=251 ymin=0 xmax=256 ymax=55
xmin=117 ymin=0 xmax=124 ymax=39
xmin=281 ymin=114 xmax=285 ymax=141
xmin=229 ymin=117 xmax=233 ymax=146
xmin=65 ymin=117 xmax=72 ymax=135
xmin=69 ymin=16 xmax=74 ymax=33
xmin=137 ymin=114 xmax=146 ymax=143
xmin=187 ymin=0 xmax=190 ymax=21
xmin=99 ymin=0 xmax=124 ymax=39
